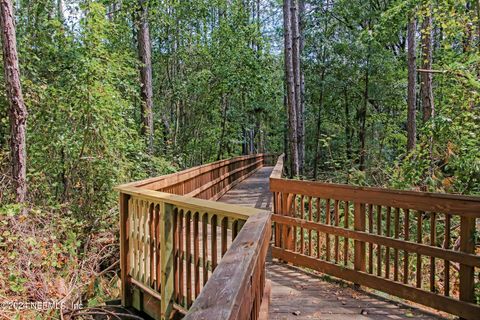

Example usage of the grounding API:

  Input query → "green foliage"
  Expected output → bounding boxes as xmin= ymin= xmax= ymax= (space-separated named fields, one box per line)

xmin=0 ymin=0 xmax=282 ymax=314
xmin=303 ymin=0 xmax=479 ymax=195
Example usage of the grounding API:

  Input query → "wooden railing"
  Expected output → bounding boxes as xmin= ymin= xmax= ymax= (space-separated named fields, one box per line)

xmin=120 ymin=154 xmax=267 ymax=200
xmin=270 ymin=155 xmax=480 ymax=320
xmin=184 ymin=210 xmax=271 ymax=320
xmin=116 ymin=154 xmax=272 ymax=320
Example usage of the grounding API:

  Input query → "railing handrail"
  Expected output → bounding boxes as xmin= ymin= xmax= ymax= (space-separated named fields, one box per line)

xmin=270 ymin=153 xmax=479 ymax=216
xmin=116 ymin=186 xmax=266 ymax=220
xmin=269 ymin=153 xmax=284 ymax=180
xmin=270 ymin=177 xmax=480 ymax=216
xmin=118 ymin=153 xmax=268 ymax=190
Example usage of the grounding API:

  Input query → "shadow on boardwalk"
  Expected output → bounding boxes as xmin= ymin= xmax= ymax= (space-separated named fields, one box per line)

xmin=218 ymin=167 xmax=449 ymax=320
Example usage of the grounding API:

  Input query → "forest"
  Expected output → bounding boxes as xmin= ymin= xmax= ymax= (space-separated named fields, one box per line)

xmin=0 ymin=0 xmax=479 ymax=318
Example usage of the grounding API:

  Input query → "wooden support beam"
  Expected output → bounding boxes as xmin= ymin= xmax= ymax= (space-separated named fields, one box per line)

xmin=459 ymin=216 xmax=476 ymax=308
xmin=160 ymin=202 xmax=175 ymax=320
xmin=354 ymin=202 xmax=366 ymax=279
xmin=119 ymin=192 xmax=132 ymax=307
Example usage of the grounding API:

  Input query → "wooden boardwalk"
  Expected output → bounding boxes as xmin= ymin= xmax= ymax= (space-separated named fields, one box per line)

xmin=218 ymin=167 xmax=446 ymax=320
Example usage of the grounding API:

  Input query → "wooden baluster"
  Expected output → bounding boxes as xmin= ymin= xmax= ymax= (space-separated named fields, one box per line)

xmin=134 ymin=200 xmax=140 ymax=282
xmin=376 ymin=205 xmax=382 ymax=277
xmin=160 ymin=202 xmax=175 ymax=319
xmin=128 ymin=199 xmax=135 ymax=279
xmin=354 ymin=202 xmax=366 ymax=286
xmin=317 ymin=198 xmax=322 ymax=259
xmin=144 ymin=202 xmax=150 ymax=286
xmin=385 ymin=207 xmax=391 ymax=279
xmin=178 ymin=210 xmax=184 ymax=304
xmin=211 ymin=215 xmax=218 ymax=271
xmin=430 ymin=212 xmax=437 ymax=293
xmin=221 ymin=217 xmax=228 ymax=257
xmin=394 ymin=207 xmax=399 ymax=282
xmin=459 ymin=216 xmax=476 ymax=305
xmin=300 ymin=195 xmax=305 ymax=254
xmin=403 ymin=209 xmax=410 ymax=285
xmin=309 ymin=197 xmax=313 ymax=256
xmin=193 ymin=212 xmax=200 ymax=298
xmin=120 ymin=193 xmax=131 ymax=307
xmin=281 ymin=193 xmax=288 ymax=250
xmin=274 ymin=192 xmax=280 ymax=248
xmin=444 ymin=214 xmax=451 ymax=297
xmin=293 ymin=195 xmax=298 ymax=252
xmin=173 ymin=208 xmax=179 ymax=302
xmin=334 ymin=200 xmax=339 ymax=263
xmin=368 ymin=204 xmax=374 ymax=274
xmin=232 ymin=219 xmax=239 ymax=241
xmin=325 ymin=199 xmax=331 ymax=261
xmin=185 ymin=211 xmax=192 ymax=307
xmin=344 ymin=201 xmax=349 ymax=266
xmin=202 ymin=213 xmax=209 ymax=286
xmin=140 ymin=200 xmax=146 ymax=283
xmin=287 ymin=193 xmax=295 ymax=251
xmin=149 ymin=203 xmax=155 ymax=289
xmin=416 ymin=211 xmax=423 ymax=288
xmin=131 ymin=199 xmax=138 ymax=281
xmin=155 ymin=204 xmax=161 ymax=292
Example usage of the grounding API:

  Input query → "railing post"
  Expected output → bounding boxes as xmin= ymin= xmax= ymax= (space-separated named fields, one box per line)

xmin=459 ymin=216 xmax=476 ymax=311
xmin=354 ymin=202 xmax=366 ymax=286
xmin=119 ymin=192 xmax=132 ymax=307
xmin=160 ymin=202 xmax=175 ymax=320
xmin=286 ymin=193 xmax=295 ymax=251
xmin=273 ymin=192 xmax=280 ymax=248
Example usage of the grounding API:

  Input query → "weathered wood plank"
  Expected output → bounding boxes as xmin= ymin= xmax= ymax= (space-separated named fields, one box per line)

xmin=272 ymin=248 xmax=480 ymax=320
xmin=270 ymin=178 xmax=480 ymax=216
xmin=271 ymin=214 xmax=480 ymax=267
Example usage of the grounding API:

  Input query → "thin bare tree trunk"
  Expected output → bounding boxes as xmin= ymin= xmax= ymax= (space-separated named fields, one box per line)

xmin=421 ymin=9 xmax=434 ymax=122
xmin=217 ymin=94 xmax=229 ymax=160
xmin=284 ymin=0 xmax=299 ymax=176
xmin=313 ymin=68 xmax=325 ymax=180
xmin=407 ymin=15 xmax=417 ymax=152
xmin=0 ymin=0 xmax=28 ymax=202
xmin=291 ymin=0 xmax=303 ymax=175
xmin=344 ymin=88 xmax=352 ymax=165
xmin=476 ymin=0 xmax=480 ymax=52
xmin=138 ymin=0 xmax=154 ymax=154
xmin=421 ymin=6 xmax=435 ymax=180
xmin=299 ymin=0 xmax=306 ymax=175
xmin=359 ymin=59 xmax=369 ymax=172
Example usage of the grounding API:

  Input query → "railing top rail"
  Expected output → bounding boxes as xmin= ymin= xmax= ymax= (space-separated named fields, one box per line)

xmin=184 ymin=210 xmax=271 ymax=320
xmin=270 ymin=153 xmax=284 ymax=180
xmin=118 ymin=153 xmax=269 ymax=190
xmin=116 ymin=186 xmax=269 ymax=220
xmin=270 ymin=177 xmax=480 ymax=216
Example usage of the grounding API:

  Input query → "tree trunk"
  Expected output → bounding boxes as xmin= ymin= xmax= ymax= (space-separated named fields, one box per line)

xmin=477 ymin=0 xmax=480 ymax=52
xmin=0 ymin=0 xmax=28 ymax=203
xmin=313 ymin=68 xmax=326 ymax=180
xmin=359 ymin=59 xmax=369 ymax=171
xmin=138 ymin=0 xmax=154 ymax=154
xmin=407 ymin=15 xmax=417 ymax=152
xmin=291 ymin=0 xmax=303 ymax=175
xmin=217 ymin=94 xmax=229 ymax=160
xmin=284 ymin=0 xmax=299 ymax=177
xmin=344 ymin=88 xmax=352 ymax=165
xmin=421 ymin=6 xmax=435 ymax=179
xmin=421 ymin=9 xmax=434 ymax=122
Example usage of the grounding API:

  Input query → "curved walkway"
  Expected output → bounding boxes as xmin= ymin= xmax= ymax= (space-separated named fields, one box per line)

xmin=218 ymin=167 xmax=446 ymax=320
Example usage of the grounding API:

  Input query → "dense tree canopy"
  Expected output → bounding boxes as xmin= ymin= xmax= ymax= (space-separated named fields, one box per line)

xmin=0 ymin=0 xmax=478 ymax=317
